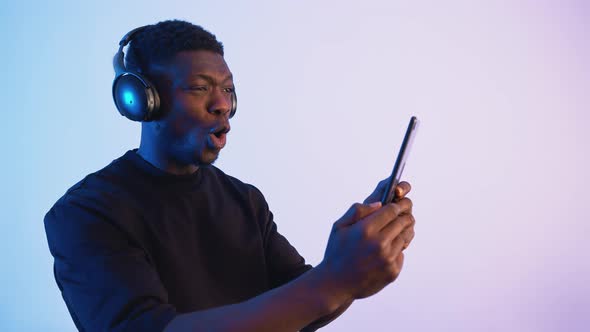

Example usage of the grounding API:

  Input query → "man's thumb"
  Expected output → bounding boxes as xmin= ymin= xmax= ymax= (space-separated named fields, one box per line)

xmin=333 ymin=201 xmax=382 ymax=228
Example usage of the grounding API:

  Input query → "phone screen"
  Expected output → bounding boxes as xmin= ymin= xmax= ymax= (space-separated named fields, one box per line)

xmin=380 ymin=116 xmax=420 ymax=205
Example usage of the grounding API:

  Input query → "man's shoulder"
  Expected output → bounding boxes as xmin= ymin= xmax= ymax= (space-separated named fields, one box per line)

xmin=49 ymin=151 xmax=138 ymax=216
xmin=205 ymin=165 xmax=267 ymax=203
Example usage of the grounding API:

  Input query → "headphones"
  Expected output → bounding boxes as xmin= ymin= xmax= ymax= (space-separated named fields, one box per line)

xmin=112 ymin=26 xmax=237 ymax=121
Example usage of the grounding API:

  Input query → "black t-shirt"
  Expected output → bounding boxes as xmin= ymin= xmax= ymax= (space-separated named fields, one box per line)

xmin=44 ymin=150 xmax=312 ymax=332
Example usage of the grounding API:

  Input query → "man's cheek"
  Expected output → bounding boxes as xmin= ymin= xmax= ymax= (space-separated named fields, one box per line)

xmin=170 ymin=113 xmax=192 ymax=134
xmin=186 ymin=129 xmax=207 ymax=148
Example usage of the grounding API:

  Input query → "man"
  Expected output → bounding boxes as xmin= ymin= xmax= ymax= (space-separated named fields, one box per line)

xmin=44 ymin=20 xmax=416 ymax=332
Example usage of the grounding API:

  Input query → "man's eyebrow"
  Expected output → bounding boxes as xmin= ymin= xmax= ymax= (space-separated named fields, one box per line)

xmin=189 ymin=74 xmax=234 ymax=84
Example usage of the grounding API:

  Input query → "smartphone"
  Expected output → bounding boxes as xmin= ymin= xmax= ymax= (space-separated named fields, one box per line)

xmin=380 ymin=116 xmax=420 ymax=205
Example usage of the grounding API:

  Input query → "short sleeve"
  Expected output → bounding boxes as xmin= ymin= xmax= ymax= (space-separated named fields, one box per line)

xmin=251 ymin=188 xmax=313 ymax=288
xmin=264 ymin=214 xmax=313 ymax=288
xmin=44 ymin=191 xmax=177 ymax=332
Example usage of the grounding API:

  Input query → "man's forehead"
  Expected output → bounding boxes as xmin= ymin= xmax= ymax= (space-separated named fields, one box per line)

xmin=172 ymin=50 xmax=232 ymax=79
xmin=149 ymin=50 xmax=232 ymax=82
xmin=189 ymin=73 xmax=234 ymax=83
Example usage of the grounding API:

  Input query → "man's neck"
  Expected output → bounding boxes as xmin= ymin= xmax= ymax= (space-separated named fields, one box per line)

xmin=136 ymin=144 xmax=199 ymax=176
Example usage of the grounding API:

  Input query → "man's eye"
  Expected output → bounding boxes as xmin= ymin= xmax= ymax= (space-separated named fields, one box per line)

xmin=189 ymin=86 xmax=208 ymax=91
xmin=223 ymin=87 xmax=235 ymax=93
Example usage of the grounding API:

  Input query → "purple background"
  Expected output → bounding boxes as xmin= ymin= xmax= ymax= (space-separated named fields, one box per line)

xmin=1 ymin=0 xmax=588 ymax=330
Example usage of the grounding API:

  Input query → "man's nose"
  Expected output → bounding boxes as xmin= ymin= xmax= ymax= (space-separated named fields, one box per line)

xmin=207 ymin=88 xmax=232 ymax=118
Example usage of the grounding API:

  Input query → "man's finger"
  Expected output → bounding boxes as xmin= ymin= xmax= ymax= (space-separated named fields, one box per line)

xmin=359 ymin=197 xmax=413 ymax=233
xmin=395 ymin=252 xmax=404 ymax=271
xmin=400 ymin=225 xmax=415 ymax=250
xmin=389 ymin=231 xmax=409 ymax=259
xmin=379 ymin=213 xmax=415 ymax=243
xmin=395 ymin=197 xmax=413 ymax=215
xmin=357 ymin=203 xmax=400 ymax=234
xmin=363 ymin=178 xmax=390 ymax=204
xmin=334 ymin=202 xmax=383 ymax=229
xmin=395 ymin=181 xmax=412 ymax=199
xmin=354 ymin=202 xmax=383 ymax=221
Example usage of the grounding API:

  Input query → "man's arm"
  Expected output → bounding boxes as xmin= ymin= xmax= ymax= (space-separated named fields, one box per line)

xmin=301 ymin=298 xmax=354 ymax=332
xmin=164 ymin=262 xmax=349 ymax=332
xmin=298 ymin=181 xmax=414 ymax=332
xmin=165 ymin=189 xmax=416 ymax=332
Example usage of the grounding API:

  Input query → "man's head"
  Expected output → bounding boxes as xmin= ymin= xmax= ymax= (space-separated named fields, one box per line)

xmin=125 ymin=20 xmax=235 ymax=172
xmin=124 ymin=20 xmax=224 ymax=75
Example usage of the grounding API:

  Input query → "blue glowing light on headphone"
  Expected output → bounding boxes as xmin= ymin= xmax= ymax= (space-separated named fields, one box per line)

xmin=123 ymin=91 xmax=134 ymax=105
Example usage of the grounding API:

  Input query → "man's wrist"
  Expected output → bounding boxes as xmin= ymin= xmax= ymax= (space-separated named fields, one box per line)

xmin=308 ymin=261 xmax=353 ymax=315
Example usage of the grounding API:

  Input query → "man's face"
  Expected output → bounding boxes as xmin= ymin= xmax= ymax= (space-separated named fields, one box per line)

xmin=151 ymin=50 xmax=234 ymax=167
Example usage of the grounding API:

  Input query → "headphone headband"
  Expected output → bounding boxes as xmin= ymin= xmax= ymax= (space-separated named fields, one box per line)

xmin=113 ymin=26 xmax=147 ymax=76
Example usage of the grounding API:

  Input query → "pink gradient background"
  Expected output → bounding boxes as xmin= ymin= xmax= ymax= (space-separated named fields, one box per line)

xmin=1 ymin=0 xmax=588 ymax=331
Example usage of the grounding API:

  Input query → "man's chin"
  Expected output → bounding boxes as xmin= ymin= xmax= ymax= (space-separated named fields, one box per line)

xmin=197 ymin=149 xmax=221 ymax=166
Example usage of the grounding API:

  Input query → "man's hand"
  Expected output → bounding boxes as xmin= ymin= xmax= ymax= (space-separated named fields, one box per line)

xmin=363 ymin=179 xmax=411 ymax=205
xmin=366 ymin=180 xmax=414 ymax=251
xmin=319 ymin=181 xmax=416 ymax=302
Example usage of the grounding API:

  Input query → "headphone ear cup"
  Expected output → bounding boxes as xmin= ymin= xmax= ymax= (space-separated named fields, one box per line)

xmin=112 ymin=72 xmax=160 ymax=121
xmin=229 ymin=90 xmax=237 ymax=118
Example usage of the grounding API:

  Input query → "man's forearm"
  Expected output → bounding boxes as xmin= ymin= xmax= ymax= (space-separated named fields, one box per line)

xmin=301 ymin=298 xmax=354 ymax=332
xmin=164 ymin=262 xmax=349 ymax=332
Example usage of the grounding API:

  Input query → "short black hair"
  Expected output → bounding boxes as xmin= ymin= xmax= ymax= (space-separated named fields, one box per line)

xmin=125 ymin=20 xmax=224 ymax=74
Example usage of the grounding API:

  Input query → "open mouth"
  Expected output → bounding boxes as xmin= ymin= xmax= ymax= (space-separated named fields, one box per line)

xmin=213 ymin=130 xmax=225 ymax=138
xmin=208 ymin=126 xmax=230 ymax=150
